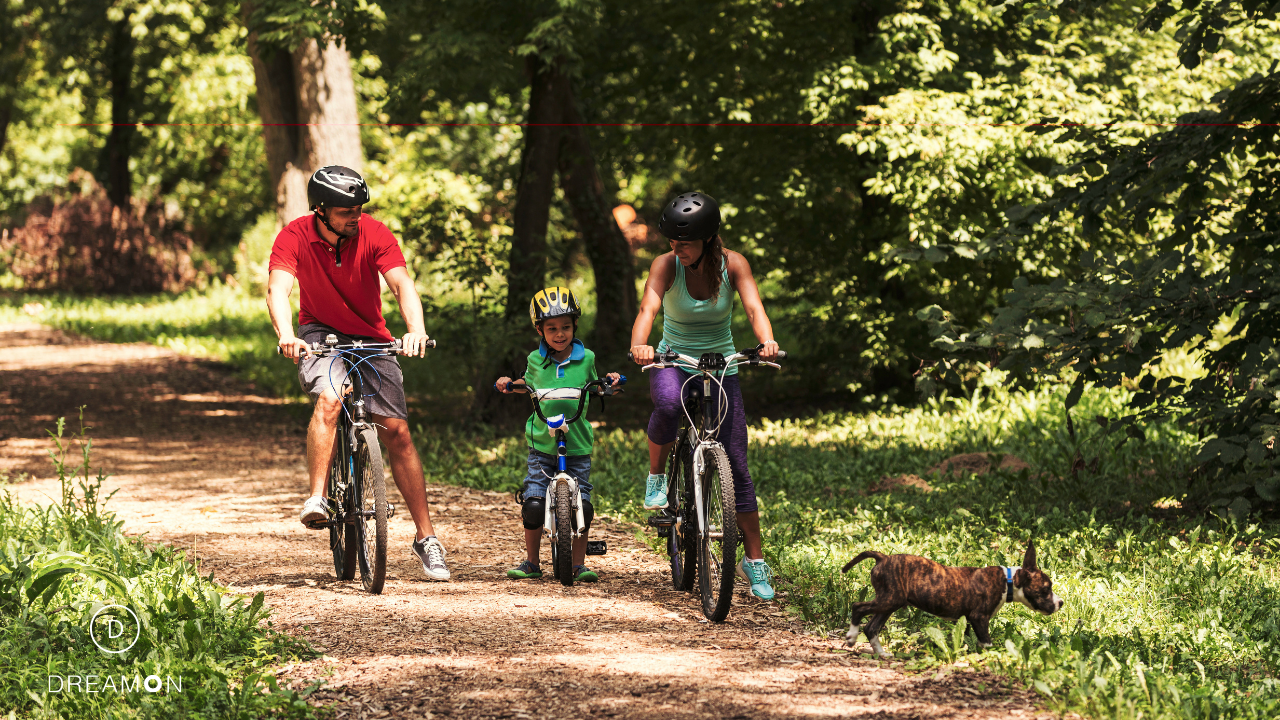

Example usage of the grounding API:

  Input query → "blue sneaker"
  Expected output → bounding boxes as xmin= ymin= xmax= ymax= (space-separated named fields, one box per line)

xmin=736 ymin=558 xmax=776 ymax=600
xmin=643 ymin=473 xmax=668 ymax=509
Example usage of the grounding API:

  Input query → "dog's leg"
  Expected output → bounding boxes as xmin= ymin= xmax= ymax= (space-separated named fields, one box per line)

xmin=862 ymin=609 xmax=900 ymax=659
xmin=968 ymin=615 xmax=993 ymax=648
xmin=844 ymin=601 xmax=876 ymax=646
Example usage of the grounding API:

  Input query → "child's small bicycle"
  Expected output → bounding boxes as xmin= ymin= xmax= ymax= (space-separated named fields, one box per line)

xmin=498 ymin=376 xmax=625 ymax=586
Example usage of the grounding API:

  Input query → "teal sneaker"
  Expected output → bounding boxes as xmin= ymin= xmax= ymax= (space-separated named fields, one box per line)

xmin=736 ymin=558 xmax=776 ymax=600
xmin=574 ymin=565 xmax=599 ymax=583
xmin=506 ymin=560 xmax=543 ymax=579
xmin=643 ymin=473 xmax=669 ymax=509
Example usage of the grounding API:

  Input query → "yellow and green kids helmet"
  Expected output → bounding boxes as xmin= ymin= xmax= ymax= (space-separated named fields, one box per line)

xmin=529 ymin=286 xmax=582 ymax=328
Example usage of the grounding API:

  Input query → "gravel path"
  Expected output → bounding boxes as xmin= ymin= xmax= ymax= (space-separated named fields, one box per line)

xmin=0 ymin=321 xmax=1050 ymax=719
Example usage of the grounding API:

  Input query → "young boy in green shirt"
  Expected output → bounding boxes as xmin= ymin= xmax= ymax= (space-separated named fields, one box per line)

xmin=495 ymin=286 xmax=622 ymax=583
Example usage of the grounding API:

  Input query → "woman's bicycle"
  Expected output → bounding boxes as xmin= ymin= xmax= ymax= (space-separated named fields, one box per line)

xmin=278 ymin=333 xmax=434 ymax=594
xmin=498 ymin=377 xmax=624 ymax=586
xmin=639 ymin=345 xmax=783 ymax=621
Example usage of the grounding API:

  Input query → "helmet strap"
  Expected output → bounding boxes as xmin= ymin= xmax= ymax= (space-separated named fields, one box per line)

xmin=314 ymin=208 xmax=356 ymax=267
xmin=689 ymin=235 xmax=713 ymax=271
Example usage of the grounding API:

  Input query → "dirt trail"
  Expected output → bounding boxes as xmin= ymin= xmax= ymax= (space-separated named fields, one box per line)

xmin=0 ymin=322 xmax=1047 ymax=719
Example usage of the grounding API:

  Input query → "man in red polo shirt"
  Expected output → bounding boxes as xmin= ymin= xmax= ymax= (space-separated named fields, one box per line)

xmin=267 ymin=165 xmax=450 ymax=581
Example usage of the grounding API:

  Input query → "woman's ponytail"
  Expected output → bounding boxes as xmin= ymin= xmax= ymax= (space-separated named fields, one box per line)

xmin=698 ymin=234 xmax=725 ymax=301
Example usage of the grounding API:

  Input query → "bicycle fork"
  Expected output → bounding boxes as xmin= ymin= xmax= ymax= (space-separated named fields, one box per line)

xmin=690 ymin=436 xmax=726 ymax=541
xmin=543 ymin=474 xmax=587 ymax=539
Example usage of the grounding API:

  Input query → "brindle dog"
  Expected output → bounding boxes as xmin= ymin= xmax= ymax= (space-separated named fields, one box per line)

xmin=842 ymin=541 xmax=1063 ymax=658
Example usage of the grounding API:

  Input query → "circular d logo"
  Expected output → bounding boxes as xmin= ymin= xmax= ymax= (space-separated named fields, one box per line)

xmin=90 ymin=604 xmax=140 ymax=654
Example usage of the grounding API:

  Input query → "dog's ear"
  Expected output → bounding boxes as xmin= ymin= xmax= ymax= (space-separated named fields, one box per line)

xmin=1022 ymin=540 xmax=1037 ymax=572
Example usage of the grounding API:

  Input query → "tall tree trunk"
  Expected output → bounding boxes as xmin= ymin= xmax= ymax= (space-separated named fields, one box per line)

xmin=246 ymin=28 xmax=363 ymax=225
xmin=558 ymin=100 xmax=636 ymax=366
xmin=472 ymin=55 xmax=571 ymax=425
xmin=104 ymin=15 xmax=134 ymax=208
xmin=503 ymin=55 xmax=571 ymax=322
xmin=0 ymin=100 xmax=11 ymax=158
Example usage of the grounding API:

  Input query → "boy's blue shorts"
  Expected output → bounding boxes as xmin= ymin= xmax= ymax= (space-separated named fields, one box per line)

xmin=522 ymin=449 xmax=592 ymax=502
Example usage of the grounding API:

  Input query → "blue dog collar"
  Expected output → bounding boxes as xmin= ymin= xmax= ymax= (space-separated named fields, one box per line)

xmin=1004 ymin=566 xmax=1015 ymax=602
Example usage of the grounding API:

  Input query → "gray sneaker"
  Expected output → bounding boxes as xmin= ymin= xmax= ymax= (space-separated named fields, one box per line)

xmin=412 ymin=536 xmax=450 ymax=581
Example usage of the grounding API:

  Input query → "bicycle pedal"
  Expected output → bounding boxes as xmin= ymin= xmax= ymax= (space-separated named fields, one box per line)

xmin=647 ymin=512 xmax=676 ymax=528
xmin=656 ymin=527 xmax=671 ymax=538
xmin=586 ymin=540 xmax=607 ymax=556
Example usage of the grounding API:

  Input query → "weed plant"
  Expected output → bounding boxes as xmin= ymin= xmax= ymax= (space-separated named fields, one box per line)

xmin=0 ymin=416 xmax=323 ymax=719
xmin=415 ymin=371 xmax=1280 ymax=720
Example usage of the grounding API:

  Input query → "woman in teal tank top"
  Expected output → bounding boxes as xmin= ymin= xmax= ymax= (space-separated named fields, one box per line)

xmin=629 ymin=192 xmax=782 ymax=601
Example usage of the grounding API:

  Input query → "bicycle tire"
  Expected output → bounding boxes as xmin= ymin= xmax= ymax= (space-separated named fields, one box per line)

xmin=698 ymin=446 xmax=738 ymax=622
xmin=353 ymin=427 xmax=388 ymax=594
xmin=328 ymin=447 xmax=357 ymax=581
xmin=666 ymin=441 xmax=697 ymax=591
xmin=553 ymin=481 xmax=574 ymax=587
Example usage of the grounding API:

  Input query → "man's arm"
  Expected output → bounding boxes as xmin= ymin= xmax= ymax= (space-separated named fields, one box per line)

xmin=267 ymin=268 xmax=310 ymax=363
xmin=383 ymin=266 xmax=430 ymax=357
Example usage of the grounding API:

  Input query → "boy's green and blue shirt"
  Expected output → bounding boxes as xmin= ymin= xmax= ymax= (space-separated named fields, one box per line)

xmin=523 ymin=338 xmax=598 ymax=456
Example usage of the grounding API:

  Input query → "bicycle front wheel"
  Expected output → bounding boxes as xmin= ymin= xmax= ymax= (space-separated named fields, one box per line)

xmin=353 ymin=427 xmax=388 ymax=594
xmin=328 ymin=447 xmax=357 ymax=580
xmin=697 ymin=446 xmax=738 ymax=622
xmin=667 ymin=441 xmax=696 ymax=592
xmin=553 ymin=481 xmax=574 ymax=587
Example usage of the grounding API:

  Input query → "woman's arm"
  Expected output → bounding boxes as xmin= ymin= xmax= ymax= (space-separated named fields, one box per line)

xmin=727 ymin=251 xmax=779 ymax=360
xmin=629 ymin=253 xmax=676 ymax=364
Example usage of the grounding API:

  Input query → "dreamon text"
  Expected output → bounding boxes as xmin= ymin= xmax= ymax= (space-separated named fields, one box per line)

xmin=47 ymin=674 xmax=182 ymax=694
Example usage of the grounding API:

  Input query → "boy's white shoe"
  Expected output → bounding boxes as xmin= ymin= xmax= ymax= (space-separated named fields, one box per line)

xmin=299 ymin=496 xmax=328 ymax=527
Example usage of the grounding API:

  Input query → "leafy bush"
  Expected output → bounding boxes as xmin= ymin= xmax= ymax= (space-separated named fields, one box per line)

xmin=0 ymin=416 xmax=324 ymax=718
xmin=1 ymin=172 xmax=206 ymax=294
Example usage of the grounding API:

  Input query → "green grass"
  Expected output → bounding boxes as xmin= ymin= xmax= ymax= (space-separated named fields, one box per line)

xmin=415 ymin=371 xmax=1280 ymax=720
xmin=0 ymin=417 xmax=324 ymax=719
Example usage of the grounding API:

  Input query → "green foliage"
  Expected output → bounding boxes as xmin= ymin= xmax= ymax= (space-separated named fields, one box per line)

xmin=0 ymin=417 xmax=323 ymax=717
xmin=916 ymin=2 xmax=1280 ymax=508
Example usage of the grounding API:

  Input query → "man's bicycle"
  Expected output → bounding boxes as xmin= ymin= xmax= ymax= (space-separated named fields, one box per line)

xmin=639 ymin=346 xmax=783 ymax=621
xmin=498 ymin=377 xmax=623 ymax=586
xmin=279 ymin=334 xmax=434 ymax=594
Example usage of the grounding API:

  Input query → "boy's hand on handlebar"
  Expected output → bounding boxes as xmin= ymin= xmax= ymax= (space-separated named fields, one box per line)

xmin=494 ymin=376 xmax=524 ymax=393
xmin=759 ymin=340 xmax=781 ymax=361
xmin=401 ymin=331 xmax=431 ymax=358
xmin=605 ymin=372 xmax=622 ymax=386
xmin=630 ymin=345 xmax=655 ymax=364
xmin=278 ymin=337 xmax=310 ymax=364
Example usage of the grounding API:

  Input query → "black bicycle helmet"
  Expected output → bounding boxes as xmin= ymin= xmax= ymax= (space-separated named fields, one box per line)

xmin=657 ymin=192 xmax=720 ymax=241
xmin=307 ymin=165 xmax=370 ymax=210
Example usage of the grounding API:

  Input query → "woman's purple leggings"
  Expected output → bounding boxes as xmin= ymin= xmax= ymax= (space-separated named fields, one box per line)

xmin=647 ymin=366 xmax=758 ymax=513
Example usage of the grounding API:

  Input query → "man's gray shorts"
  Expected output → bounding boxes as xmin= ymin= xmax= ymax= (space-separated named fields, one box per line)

xmin=296 ymin=323 xmax=408 ymax=419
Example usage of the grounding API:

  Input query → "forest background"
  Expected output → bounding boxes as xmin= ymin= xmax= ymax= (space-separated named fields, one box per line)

xmin=3 ymin=0 xmax=1280 ymax=503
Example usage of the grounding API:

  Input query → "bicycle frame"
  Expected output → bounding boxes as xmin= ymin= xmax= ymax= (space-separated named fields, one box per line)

xmin=513 ymin=383 xmax=613 ymax=541
xmin=644 ymin=349 xmax=781 ymax=544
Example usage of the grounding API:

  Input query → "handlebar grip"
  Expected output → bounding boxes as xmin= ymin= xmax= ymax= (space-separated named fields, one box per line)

xmin=276 ymin=346 xmax=283 ymax=355
xmin=776 ymin=350 xmax=787 ymax=359
xmin=426 ymin=338 xmax=437 ymax=349
xmin=618 ymin=375 xmax=627 ymax=385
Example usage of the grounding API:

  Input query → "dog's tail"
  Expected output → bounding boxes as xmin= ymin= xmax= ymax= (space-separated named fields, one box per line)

xmin=841 ymin=551 xmax=887 ymax=573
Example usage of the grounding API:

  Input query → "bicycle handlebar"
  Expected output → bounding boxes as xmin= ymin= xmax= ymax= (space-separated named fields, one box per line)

xmin=494 ymin=376 xmax=627 ymax=427
xmin=628 ymin=344 xmax=786 ymax=369
xmin=276 ymin=337 xmax=437 ymax=356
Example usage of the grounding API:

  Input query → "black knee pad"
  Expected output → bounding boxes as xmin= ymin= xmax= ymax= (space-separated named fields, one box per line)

xmin=577 ymin=499 xmax=594 ymax=532
xmin=521 ymin=498 xmax=545 ymax=529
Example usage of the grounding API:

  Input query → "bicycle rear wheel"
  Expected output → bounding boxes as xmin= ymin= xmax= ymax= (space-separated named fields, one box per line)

xmin=553 ymin=481 xmax=574 ymax=587
xmin=328 ymin=446 xmax=357 ymax=580
xmin=666 ymin=441 xmax=696 ymax=591
xmin=698 ymin=446 xmax=738 ymax=622
xmin=353 ymin=427 xmax=388 ymax=594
